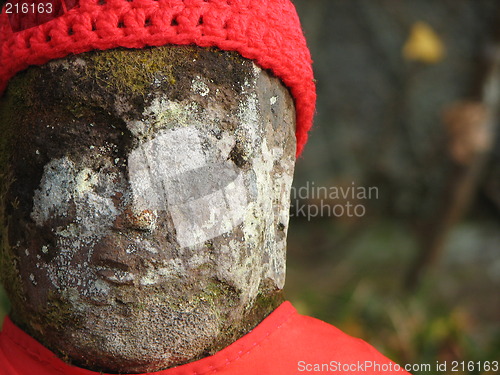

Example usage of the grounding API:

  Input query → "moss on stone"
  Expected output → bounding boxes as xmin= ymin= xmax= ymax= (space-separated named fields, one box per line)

xmin=0 ymin=92 xmax=18 ymax=319
xmin=85 ymin=47 xmax=179 ymax=95
xmin=66 ymin=102 xmax=95 ymax=119
xmin=0 ymin=225 xmax=25 ymax=318
xmin=0 ymin=95 xmax=16 ymax=174
xmin=3 ymin=68 xmax=38 ymax=109
xmin=40 ymin=289 xmax=83 ymax=331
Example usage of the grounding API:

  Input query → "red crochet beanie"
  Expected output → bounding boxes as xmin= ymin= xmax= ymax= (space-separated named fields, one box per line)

xmin=0 ymin=0 xmax=316 ymax=155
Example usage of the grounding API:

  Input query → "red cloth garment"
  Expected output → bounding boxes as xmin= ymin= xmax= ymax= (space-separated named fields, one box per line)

xmin=0 ymin=301 xmax=411 ymax=375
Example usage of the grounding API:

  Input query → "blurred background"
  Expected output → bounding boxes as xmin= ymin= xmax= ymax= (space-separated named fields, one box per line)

xmin=1 ymin=0 xmax=500 ymax=374
xmin=285 ymin=0 xmax=500 ymax=374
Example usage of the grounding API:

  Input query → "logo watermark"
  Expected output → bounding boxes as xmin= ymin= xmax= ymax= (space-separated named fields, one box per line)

xmin=290 ymin=181 xmax=379 ymax=220
xmin=297 ymin=360 xmax=499 ymax=373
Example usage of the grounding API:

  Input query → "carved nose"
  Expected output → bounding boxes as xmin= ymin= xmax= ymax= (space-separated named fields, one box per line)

xmin=114 ymin=208 xmax=157 ymax=232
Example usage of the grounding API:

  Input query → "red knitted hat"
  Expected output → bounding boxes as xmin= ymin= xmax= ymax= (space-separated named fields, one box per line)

xmin=0 ymin=0 xmax=316 ymax=155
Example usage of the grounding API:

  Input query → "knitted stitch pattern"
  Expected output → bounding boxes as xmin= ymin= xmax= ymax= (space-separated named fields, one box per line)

xmin=0 ymin=0 xmax=316 ymax=155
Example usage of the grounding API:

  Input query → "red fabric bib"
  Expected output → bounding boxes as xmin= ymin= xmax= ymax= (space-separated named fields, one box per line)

xmin=0 ymin=302 xmax=411 ymax=374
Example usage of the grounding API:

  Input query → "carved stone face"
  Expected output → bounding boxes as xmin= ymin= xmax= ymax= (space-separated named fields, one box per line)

xmin=0 ymin=47 xmax=296 ymax=372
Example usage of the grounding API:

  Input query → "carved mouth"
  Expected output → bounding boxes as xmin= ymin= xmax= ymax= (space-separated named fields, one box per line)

xmin=94 ymin=258 xmax=136 ymax=285
xmin=90 ymin=231 xmax=178 ymax=286
xmin=90 ymin=232 xmax=158 ymax=286
xmin=96 ymin=267 xmax=136 ymax=286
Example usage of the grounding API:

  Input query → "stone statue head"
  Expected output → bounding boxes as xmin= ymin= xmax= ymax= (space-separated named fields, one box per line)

xmin=0 ymin=0 xmax=315 ymax=372
xmin=0 ymin=46 xmax=296 ymax=372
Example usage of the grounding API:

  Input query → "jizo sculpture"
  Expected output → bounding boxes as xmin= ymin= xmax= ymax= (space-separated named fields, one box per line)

xmin=0 ymin=1 xmax=411 ymax=374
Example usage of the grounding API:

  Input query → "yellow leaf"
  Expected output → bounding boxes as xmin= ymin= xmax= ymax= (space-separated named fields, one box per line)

xmin=403 ymin=22 xmax=445 ymax=64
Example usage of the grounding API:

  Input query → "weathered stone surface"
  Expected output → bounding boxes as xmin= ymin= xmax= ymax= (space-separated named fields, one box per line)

xmin=0 ymin=46 xmax=296 ymax=373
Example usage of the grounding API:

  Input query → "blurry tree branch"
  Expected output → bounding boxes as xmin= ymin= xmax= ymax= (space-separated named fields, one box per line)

xmin=405 ymin=31 xmax=500 ymax=290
